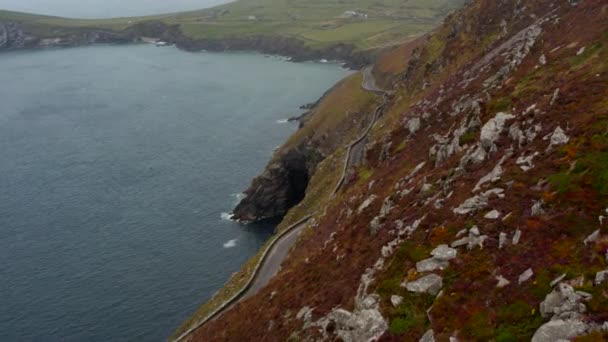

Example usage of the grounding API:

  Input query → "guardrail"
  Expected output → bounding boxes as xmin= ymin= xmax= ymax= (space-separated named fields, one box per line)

xmin=172 ymin=212 xmax=315 ymax=342
xmin=333 ymin=78 xmax=388 ymax=195
xmin=174 ymin=66 xmax=388 ymax=341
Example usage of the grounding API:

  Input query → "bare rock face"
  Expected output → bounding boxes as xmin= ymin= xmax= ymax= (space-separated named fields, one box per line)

xmin=0 ymin=22 xmax=38 ymax=49
xmin=233 ymin=147 xmax=322 ymax=222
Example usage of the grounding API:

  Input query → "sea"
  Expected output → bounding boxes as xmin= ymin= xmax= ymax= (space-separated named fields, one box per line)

xmin=0 ymin=44 xmax=351 ymax=341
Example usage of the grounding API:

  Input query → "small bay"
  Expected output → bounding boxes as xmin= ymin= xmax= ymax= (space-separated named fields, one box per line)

xmin=0 ymin=44 xmax=351 ymax=341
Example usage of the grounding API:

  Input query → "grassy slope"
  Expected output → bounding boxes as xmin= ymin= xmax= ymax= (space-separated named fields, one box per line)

xmin=187 ymin=0 xmax=608 ymax=340
xmin=0 ymin=0 xmax=465 ymax=51
xmin=170 ymin=71 xmax=381 ymax=339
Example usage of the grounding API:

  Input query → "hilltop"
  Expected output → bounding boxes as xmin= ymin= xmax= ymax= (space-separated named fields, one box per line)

xmin=183 ymin=0 xmax=608 ymax=340
xmin=0 ymin=0 xmax=465 ymax=65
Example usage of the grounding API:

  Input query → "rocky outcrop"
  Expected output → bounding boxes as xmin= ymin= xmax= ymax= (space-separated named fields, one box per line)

xmin=0 ymin=22 xmax=38 ymax=49
xmin=0 ymin=21 xmax=135 ymax=51
xmin=232 ymin=146 xmax=323 ymax=222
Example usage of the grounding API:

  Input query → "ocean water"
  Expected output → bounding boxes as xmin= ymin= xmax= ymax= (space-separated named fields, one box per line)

xmin=0 ymin=44 xmax=351 ymax=341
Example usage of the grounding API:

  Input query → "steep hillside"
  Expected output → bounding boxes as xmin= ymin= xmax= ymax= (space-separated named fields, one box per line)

xmin=186 ymin=0 xmax=608 ymax=340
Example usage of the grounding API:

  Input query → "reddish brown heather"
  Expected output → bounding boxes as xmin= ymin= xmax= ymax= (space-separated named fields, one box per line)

xmin=189 ymin=0 xmax=608 ymax=340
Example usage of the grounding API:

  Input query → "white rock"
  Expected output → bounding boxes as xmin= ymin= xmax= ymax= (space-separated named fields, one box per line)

xmin=540 ymin=283 xmax=586 ymax=318
xmin=499 ymin=232 xmax=508 ymax=249
xmin=451 ymin=237 xmax=469 ymax=248
xmin=539 ymin=54 xmax=547 ymax=65
xmin=416 ymin=258 xmax=449 ymax=272
xmin=550 ymin=274 xmax=567 ymax=287
xmin=518 ymin=268 xmax=534 ymax=284
xmin=454 ymin=189 xmax=505 ymax=215
xmin=419 ymin=329 xmax=435 ymax=342
xmin=595 ymin=270 xmax=608 ymax=285
xmin=406 ymin=274 xmax=443 ymax=295
xmin=532 ymin=318 xmax=589 ymax=342
xmin=431 ymin=244 xmax=458 ymax=260
xmin=547 ymin=126 xmax=570 ymax=151
xmin=484 ymin=210 xmax=501 ymax=219
xmin=576 ymin=46 xmax=586 ymax=56
xmin=358 ymin=195 xmax=377 ymax=213
xmin=474 ymin=164 xmax=503 ymax=192
xmin=584 ymin=229 xmax=600 ymax=246
xmin=296 ymin=306 xmax=314 ymax=322
xmin=550 ymin=88 xmax=560 ymax=106
xmin=496 ymin=275 xmax=511 ymax=288
xmin=512 ymin=229 xmax=522 ymax=245
xmin=517 ymin=153 xmax=538 ymax=172
xmin=480 ymin=112 xmax=516 ymax=152
xmin=531 ymin=200 xmax=545 ymax=216
xmin=390 ymin=295 xmax=403 ymax=308
xmin=407 ymin=117 xmax=422 ymax=135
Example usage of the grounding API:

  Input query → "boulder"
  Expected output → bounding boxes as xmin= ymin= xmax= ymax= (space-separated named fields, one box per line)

xmin=480 ymin=112 xmax=515 ymax=153
xmin=406 ymin=274 xmax=443 ymax=295
xmin=584 ymin=229 xmax=600 ymax=246
xmin=431 ymin=245 xmax=458 ymax=260
xmin=499 ymin=232 xmax=508 ymax=249
xmin=416 ymin=258 xmax=449 ymax=272
xmin=531 ymin=318 xmax=589 ymax=342
xmin=484 ymin=210 xmax=500 ymax=219
xmin=453 ymin=188 xmax=504 ymax=215
xmin=518 ymin=268 xmax=534 ymax=284
xmin=550 ymin=274 xmax=567 ymax=287
xmin=496 ymin=275 xmax=511 ymax=288
xmin=390 ymin=295 xmax=403 ymax=308
xmin=419 ymin=329 xmax=435 ymax=342
xmin=539 ymin=283 xmax=586 ymax=319
xmin=512 ymin=229 xmax=522 ymax=245
xmin=407 ymin=117 xmax=422 ymax=135
xmin=546 ymin=126 xmax=570 ymax=151
xmin=358 ymin=195 xmax=378 ymax=213
xmin=595 ymin=270 xmax=608 ymax=285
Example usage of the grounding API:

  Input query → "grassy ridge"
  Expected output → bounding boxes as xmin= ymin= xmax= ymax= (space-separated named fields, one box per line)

xmin=1 ymin=0 xmax=465 ymax=50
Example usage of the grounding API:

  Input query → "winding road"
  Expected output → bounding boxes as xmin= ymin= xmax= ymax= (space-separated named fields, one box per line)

xmin=174 ymin=66 xmax=387 ymax=342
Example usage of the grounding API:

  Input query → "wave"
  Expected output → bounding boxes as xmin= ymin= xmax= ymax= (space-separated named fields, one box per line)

xmin=276 ymin=118 xmax=289 ymax=124
xmin=223 ymin=239 xmax=238 ymax=248
xmin=221 ymin=212 xmax=235 ymax=221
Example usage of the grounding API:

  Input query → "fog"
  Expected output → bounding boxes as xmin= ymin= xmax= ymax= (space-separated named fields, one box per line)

xmin=0 ymin=0 xmax=232 ymax=18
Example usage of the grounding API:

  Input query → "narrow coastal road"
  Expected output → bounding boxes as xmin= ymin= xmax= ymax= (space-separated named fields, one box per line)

xmin=334 ymin=66 xmax=388 ymax=194
xmin=175 ymin=66 xmax=387 ymax=342
xmin=362 ymin=65 xmax=386 ymax=94
xmin=242 ymin=221 xmax=305 ymax=298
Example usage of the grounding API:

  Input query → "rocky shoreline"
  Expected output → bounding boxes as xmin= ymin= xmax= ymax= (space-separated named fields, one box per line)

xmin=0 ymin=20 xmax=376 ymax=69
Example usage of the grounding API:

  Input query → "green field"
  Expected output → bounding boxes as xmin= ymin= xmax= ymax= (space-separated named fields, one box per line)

xmin=0 ymin=0 xmax=465 ymax=51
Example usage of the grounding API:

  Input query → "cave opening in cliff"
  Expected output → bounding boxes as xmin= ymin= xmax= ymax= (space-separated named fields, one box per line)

xmin=286 ymin=167 xmax=309 ymax=209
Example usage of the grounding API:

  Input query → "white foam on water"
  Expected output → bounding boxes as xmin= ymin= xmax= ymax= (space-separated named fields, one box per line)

xmin=223 ymin=239 xmax=238 ymax=248
xmin=220 ymin=212 xmax=234 ymax=221
xmin=276 ymin=119 xmax=289 ymax=124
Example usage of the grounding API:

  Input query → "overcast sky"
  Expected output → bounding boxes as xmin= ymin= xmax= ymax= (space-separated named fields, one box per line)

xmin=0 ymin=0 xmax=232 ymax=18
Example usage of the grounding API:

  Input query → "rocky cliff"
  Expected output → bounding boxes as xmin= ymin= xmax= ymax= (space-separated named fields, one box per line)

xmin=187 ymin=0 xmax=608 ymax=340
xmin=0 ymin=19 xmax=375 ymax=68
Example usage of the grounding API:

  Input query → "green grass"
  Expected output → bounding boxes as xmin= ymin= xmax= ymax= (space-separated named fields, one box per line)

xmin=0 ymin=0 xmax=466 ymax=51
